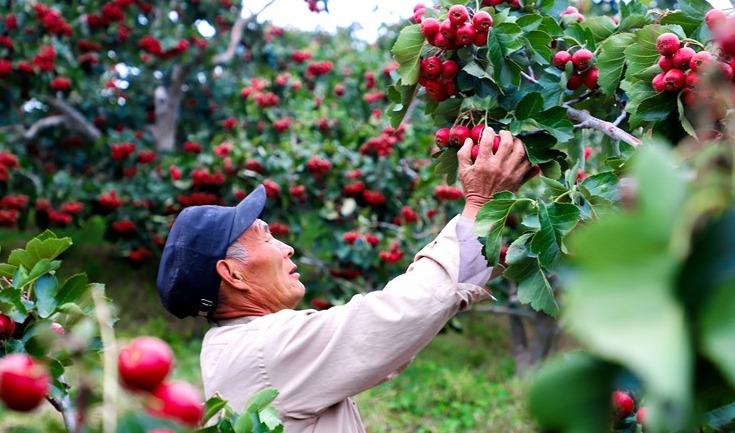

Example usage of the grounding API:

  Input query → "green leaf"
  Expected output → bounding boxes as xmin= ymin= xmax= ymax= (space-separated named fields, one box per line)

xmin=431 ymin=98 xmax=463 ymax=127
xmin=388 ymin=83 xmax=417 ymax=129
xmin=55 ymin=274 xmax=90 ymax=309
xmin=515 ymin=92 xmax=544 ymax=120
xmin=579 ymin=172 xmax=619 ymax=201
xmin=676 ymin=93 xmax=697 ymax=138
xmin=623 ymin=25 xmax=682 ymax=85
xmin=504 ymin=254 xmax=559 ymax=316
xmin=0 ymin=286 xmax=28 ymax=322
xmin=473 ymin=192 xmax=519 ymax=265
xmin=391 ymin=24 xmax=424 ymax=86
xmin=7 ymin=235 xmax=72 ymax=273
xmin=434 ymin=148 xmax=460 ymax=185
xmin=462 ymin=61 xmax=492 ymax=80
xmin=34 ymin=275 xmax=59 ymax=318
xmin=534 ymin=106 xmax=575 ymax=143
xmin=487 ymin=22 xmax=524 ymax=87
xmin=636 ymin=91 xmax=676 ymax=122
xmin=619 ymin=0 xmax=649 ymax=31
xmin=700 ymin=276 xmax=735 ymax=388
xmin=0 ymin=263 xmax=16 ymax=279
xmin=202 ymin=394 xmax=230 ymax=425
xmin=523 ymin=30 xmax=553 ymax=64
xmin=597 ymin=33 xmax=636 ymax=96
xmin=540 ymin=177 xmax=568 ymax=198
xmin=232 ymin=412 xmax=253 ymax=433
xmin=528 ymin=353 xmax=618 ymax=433
xmin=530 ymin=201 xmax=580 ymax=269
xmin=259 ymin=406 xmax=283 ymax=430
xmin=537 ymin=68 xmax=565 ymax=111
xmin=579 ymin=16 xmax=617 ymax=41
xmin=246 ymin=387 xmax=279 ymax=412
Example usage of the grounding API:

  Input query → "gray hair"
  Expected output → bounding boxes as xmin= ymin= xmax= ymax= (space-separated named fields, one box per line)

xmin=225 ymin=240 xmax=248 ymax=262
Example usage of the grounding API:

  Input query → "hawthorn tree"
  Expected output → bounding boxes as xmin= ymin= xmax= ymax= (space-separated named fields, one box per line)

xmin=388 ymin=0 xmax=735 ymax=431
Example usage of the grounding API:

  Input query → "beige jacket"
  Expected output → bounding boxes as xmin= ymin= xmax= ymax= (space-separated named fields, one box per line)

xmin=200 ymin=215 xmax=493 ymax=432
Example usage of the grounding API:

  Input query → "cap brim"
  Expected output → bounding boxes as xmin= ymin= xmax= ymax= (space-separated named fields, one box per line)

xmin=228 ymin=184 xmax=267 ymax=245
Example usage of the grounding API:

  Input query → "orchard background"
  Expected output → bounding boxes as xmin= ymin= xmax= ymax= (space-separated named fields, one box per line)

xmin=1 ymin=0 xmax=735 ymax=431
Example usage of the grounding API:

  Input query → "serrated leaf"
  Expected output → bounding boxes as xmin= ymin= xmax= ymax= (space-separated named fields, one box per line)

xmin=0 ymin=286 xmax=28 ymax=322
xmin=487 ymin=22 xmax=524 ymax=87
xmin=391 ymin=24 xmax=424 ymax=86
xmin=579 ymin=172 xmax=619 ymax=201
xmin=530 ymin=201 xmax=580 ymax=269
xmin=474 ymin=192 xmax=518 ymax=265
xmin=541 ymin=177 xmax=569 ymax=198
xmin=462 ymin=61 xmax=492 ymax=80
xmin=246 ymin=388 xmax=279 ymax=413
xmin=388 ymin=83 xmax=417 ymax=129
xmin=597 ymin=33 xmax=636 ymax=96
xmin=659 ymin=11 xmax=704 ymax=37
xmin=202 ymin=394 xmax=230 ymax=425
xmin=580 ymin=16 xmax=617 ymax=41
xmin=677 ymin=93 xmax=697 ymax=138
xmin=535 ymin=106 xmax=574 ymax=143
xmin=637 ymin=91 xmax=676 ymax=122
xmin=34 ymin=274 xmax=59 ymax=318
xmin=8 ymin=235 xmax=72 ymax=272
xmin=259 ymin=406 xmax=283 ymax=429
xmin=55 ymin=274 xmax=90 ymax=308
xmin=431 ymin=98 xmax=463 ymax=127
xmin=504 ymin=255 xmax=559 ymax=316
xmin=537 ymin=68 xmax=565 ymax=111
xmin=524 ymin=30 xmax=553 ymax=64
xmin=506 ymin=232 xmax=534 ymax=265
xmin=434 ymin=148 xmax=460 ymax=185
xmin=0 ymin=263 xmax=15 ymax=279
xmin=515 ymin=92 xmax=544 ymax=120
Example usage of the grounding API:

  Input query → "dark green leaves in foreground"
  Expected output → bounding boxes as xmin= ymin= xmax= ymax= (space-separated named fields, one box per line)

xmin=391 ymin=24 xmax=423 ymax=86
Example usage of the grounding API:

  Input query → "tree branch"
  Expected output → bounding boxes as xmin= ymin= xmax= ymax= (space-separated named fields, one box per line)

xmin=473 ymin=304 xmax=536 ymax=317
xmin=213 ymin=0 xmax=278 ymax=65
xmin=564 ymin=105 xmax=642 ymax=147
xmin=0 ymin=115 xmax=66 ymax=140
xmin=44 ymin=97 xmax=102 ymax=141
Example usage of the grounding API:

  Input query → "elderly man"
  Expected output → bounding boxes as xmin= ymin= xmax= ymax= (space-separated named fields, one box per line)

xmin=157 ymin=129 xmax=532 ymax=432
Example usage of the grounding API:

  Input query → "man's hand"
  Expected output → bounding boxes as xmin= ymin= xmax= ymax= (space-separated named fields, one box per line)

xmin=457 ymin=128 xmax=535 ymax=219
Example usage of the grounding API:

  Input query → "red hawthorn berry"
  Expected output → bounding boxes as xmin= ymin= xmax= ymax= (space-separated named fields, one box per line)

xmin=571 ymin=48 xmax=594 ymax=71
xmin=424 ymin=80 xmax=448 ymax=101
xmin=442 ymin=60 xmax=460 ymax=79
xmin=424 ymin=56 xmax=443 ymax=75
xmin=492 ymin=136 xmax=501 ymax=153
xmin=470 ymin=124 xmax=485 ymax=143
xmin=567 ymin=72 xmax=583 ymax=90
xmin=439 ymin=19 xmax=457 ymax=39
xmin=455 ymin=23 xmax=476 ymax=45
xmin=435 ymin=127 xmax=451 ymax=147
xmin=685 ymin=72 xmax=700 ymax=89
xmin=433 ymin=32 xmax=451 ymax=48
xmin=118 ymin=336 xmax=174 ymax=392
xmin=0 ymin=314 xmax=16 ymax=339
xmin=672 ymin=47 xmax=695 ymax=70
xmin=0 ymin=354 xmax=50 ymax=412
xmin=444 ymin=80 xmax=459 ymax=96
xmin=147 ymin=382 xmax=203 ymax=427
xmin=473 ymin=31 xmax=489 ymax=47
xmin=448 ymin=5 xmax=469 ymax=26
xmin=472 ymin=11 xmax=493 ymax=32
xmin=612 ymin=390 xmax=635 ymax=420
xmin=413 ymin=3 xmax=426 ymax=13
xmin=719 ymin=61 xmax=734 ymax=80
xmin=421 ymin=17 xmax=440 ymax=38
xmin=663 ymin=68 xmax=685 ymax=91
xmin=50 ymin=77 xmax=72 ymax=92
xmin=413 ymin=8 xmax=425 ymax=23
xmin=689 ymin=51 xmax=712 ymax=71
xmin=705 ymin=9 xmax=726 ymax=31
xmin=636 ymin=407 xmax=647 ymax=424
xmin=449 ymin=125 xmax=471 ymax=147
xmin=50 ymin=322 xmax=65 ymax=336
xmin=658 ymin=55 xmax=674 ymax=72
xmin=471 ymin=144 xmax=480 ymax=160
xmin=553 ymin=51 xmax=572 ymax=70
xmin=582 ymin=67 xmax=599 ymax=89
xmin=652 ymin=72 xmax=667 ymax=92
xmin=656 ymin=33 xmax=681 ymax=56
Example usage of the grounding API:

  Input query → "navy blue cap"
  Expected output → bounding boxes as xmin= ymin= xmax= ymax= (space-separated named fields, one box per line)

xmin=156 ymin=185 xmax=267 ymax=319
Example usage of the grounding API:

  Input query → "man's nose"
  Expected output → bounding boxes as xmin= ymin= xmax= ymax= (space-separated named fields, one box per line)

xmin=279 ymin=240 xmax=294 ymax=257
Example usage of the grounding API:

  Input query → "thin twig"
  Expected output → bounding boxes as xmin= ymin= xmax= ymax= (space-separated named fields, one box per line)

xmin=473 ymin=304 xmax=536 ymax=317
xmin=213 ymin=0 xmax=278 ymax=64
xmin=564 ymin=105 xmax=642 ymax=146
xmin=44 ymin=97 xmax=101 ymax=141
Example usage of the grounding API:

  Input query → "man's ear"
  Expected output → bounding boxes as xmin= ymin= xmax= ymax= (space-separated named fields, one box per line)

xmin=215 ymin=259 xmax=248 ymax=290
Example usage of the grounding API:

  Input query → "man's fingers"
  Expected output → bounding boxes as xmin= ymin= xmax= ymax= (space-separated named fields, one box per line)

xmin=457 ymin=136 xmax=474 ymax=169
xmin=494 ymin=130 xmax=515 ymax=160
xmin=476 ymin=127 xmax=497 ymax=161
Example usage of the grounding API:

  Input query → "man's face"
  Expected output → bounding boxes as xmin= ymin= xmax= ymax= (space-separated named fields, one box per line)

xmin=232 ymin=219 xmax=305 ymax=310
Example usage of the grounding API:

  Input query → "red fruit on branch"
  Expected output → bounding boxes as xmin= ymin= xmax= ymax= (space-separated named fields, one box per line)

xmin=0 ymin=354 xmax=50 ymax=412
xmin=421 ymin=18 xmax=440 ymax=38
xmin=455 ymin=23 xmax=476 ymax=46
xmin=652 ymin=72 xmax=666 ymax=92
xmin=472 ymin=11 xmax=493 ymax=32
xmin=663 ymin=68 xmax=685 ymax=91
xmin=424 ymin=80 xmax=448 ymax=101
xmin=582 ymin=67 xmax=599 ymax=89
xmin=471 ymin=144 xmax=480 ymax=160
xmin=473 ymin=31 xmax=489 ymax=47
xmin=449 ymin=125 xmax=471 ymax=147
xmin=689 ymin=51 xmax=712 ymax=71
xmin=553 ymin=51 xmax=572 ymax=70
xmin=492 ymin=136 xmax=501 ymax=153
xmin=656 ymin=33 xmax=681 ymax=56
xmin=435 ymin=127 xmax=451 ymax=147
xmin=672 ymin=47 xmax=695 ymax=70
xmin=705 ymin=9 xmax=726 ymax=31
xmin=441 ymin=60 xmax=460 ymax=79
xmin=571 ymin=49 xmax=593 ymax=71
xmin=470 ymin=124 xmax=485 ymax=143
xmin=448 ymin=5 xmax=469 ymax=26
xmin=0 ymin=314 xmax=16 ymax=339
xmin=118 ymin=336 xmax=174 ymax=392
xmin=439 ymin=19 xmax=457 ymax=39
xmin=612 ymin=390 xmax=635 ymax=420
xmin=658 ymin=55 xmax=674 ymax=72
xmin=636 ymin=407 xmax=647 ymax=424
xmin=567 ymin=72 xmax=583 ymax=90
xmin=147 ymin=382 xmax=203 ymax=427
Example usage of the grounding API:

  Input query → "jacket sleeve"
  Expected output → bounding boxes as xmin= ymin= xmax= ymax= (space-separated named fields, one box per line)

xmin=261 ymin=215 xmax=493 ymax=418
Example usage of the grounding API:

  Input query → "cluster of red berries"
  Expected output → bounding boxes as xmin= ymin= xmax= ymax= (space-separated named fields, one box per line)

xmin=611 ymin=390 xmax=647 ymax=427
xmin=559 ymin=5 xmax=585 ymax=24
xmin=434 ymin=185 xmax=464 ymax=201
xmin=119 ymin=336 xmax=203 ymax=426
xmin=418 ymin=56 xmax=460 ymax=101
xmin=379 ymin=242 xmax=405 ymax=264
xmin=110 ymin=142 xmax=137 ymax=161
xmin=481 ymin=0 xmax=521 ymax=9
xmin=435 ymin=123 xmax=501 ymax=159
xmin=552 ymin=48 xmax=598 ymax=90
xmin=419 ymin=5 xmax=494 ymax=50
xmin=359 ymin=125 xmax=406 ymax=156
xmin=306 ymin=155 xmax=332 ymax=178
xmin=304 ymin=0 xmax=326 ymax=13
